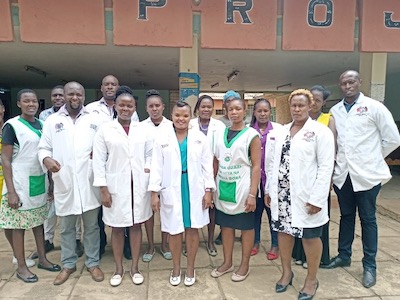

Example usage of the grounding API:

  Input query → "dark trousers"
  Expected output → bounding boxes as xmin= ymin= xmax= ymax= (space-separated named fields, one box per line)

xmin=98 ymin=207 xmax=107 ymax=252
xmin=334 ymin=175 xmax=381 ymax=270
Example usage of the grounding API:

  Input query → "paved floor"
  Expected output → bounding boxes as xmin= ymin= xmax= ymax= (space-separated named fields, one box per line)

xmin=1 ymin=174 xmax=400 ymax=299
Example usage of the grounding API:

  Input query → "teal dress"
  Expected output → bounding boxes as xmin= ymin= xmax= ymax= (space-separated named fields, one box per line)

xmin=179 ymin=137 xmax=191 ymax=228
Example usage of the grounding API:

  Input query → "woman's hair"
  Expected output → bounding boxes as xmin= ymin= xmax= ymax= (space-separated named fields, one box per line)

xmin=17 ymin=89 xmax=36 ymax=101
xmin=0 ymin=97 xmax=4 ymax=107
xmin=115 ymin=85 xmax=134 ymax=99
xmin=226 ymin=97 xmax=246 ymax=110
xmin=173 ymin=101 xmax=192 ymax=115
xmin=193 ymin=94 xmax=214 ymax=117
xmin=310 ymin=85 xmax=331 ymax=101
xmin=250 ymin=98 xmax=272 ymax=127
xmin=288 ymin=89 xmax=314 ymax=104
xmin=145 ymin=89 xmax=163 ymax=104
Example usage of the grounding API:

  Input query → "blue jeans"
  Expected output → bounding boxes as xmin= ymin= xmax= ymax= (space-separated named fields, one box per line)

xmin=254 ymin=197 xmax=278 ymax=247
xmin=334 ymin=175 xmax=381 ymax=270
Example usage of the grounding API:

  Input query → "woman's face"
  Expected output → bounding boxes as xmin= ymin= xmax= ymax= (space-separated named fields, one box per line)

xmin=253 ymin=101 xmax=271 ymax=125
xmin=172 ymin=105 xmax=191 ymax=130
xmin=290 ymin=94 xmax=310 ymax=123
xmin=115 ymin=95 xmax=135 ymax=121
xmin=227 ymin=99 xmax=245 ymax=124
xmin=310 ymin=90 xmax=325 ymax=114
xmin=197 ymin=98 xmax=213 ymax=120
xmin=146 ymin=96 xmax=165 ymax=121
xmin=17 ymin=92 xmax=38 ymax=117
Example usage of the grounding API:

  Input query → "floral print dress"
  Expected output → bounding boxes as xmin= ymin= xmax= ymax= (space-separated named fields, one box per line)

xmin=272 ymin=134 xmax=303 ymax=238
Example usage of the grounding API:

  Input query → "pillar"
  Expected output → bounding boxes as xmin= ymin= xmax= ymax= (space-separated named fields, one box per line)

xmin=178 ymin=32 xmax=199 ymax=112
xmin=359 ymin=53 xmax=387 ymax=102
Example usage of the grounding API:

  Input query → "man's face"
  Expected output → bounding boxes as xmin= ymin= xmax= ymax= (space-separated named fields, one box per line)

xmin=64 ymin=83 xmax=85 ymax=112
xmin=51 ymin=88 xmax=65 ymax=108
xmin=101 ymin=76 xmax=119 ymax=101
xmin=339 ymin=72 xmax=361 ymax=100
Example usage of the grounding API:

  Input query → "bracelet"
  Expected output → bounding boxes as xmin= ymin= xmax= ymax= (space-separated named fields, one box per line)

xmin=248 ymin=194 xmax=256 ymax=198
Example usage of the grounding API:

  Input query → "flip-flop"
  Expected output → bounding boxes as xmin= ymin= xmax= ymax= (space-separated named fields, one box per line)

xmin=142 ymin=249 xmax=156 ymax=262
xmin=206 ymin=245 xmax=217 ymax=257
xmin=160 ymin=248 xmax=172 ymax=260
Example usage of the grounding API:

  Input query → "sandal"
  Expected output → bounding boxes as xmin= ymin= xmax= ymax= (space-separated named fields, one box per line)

xmin=206 ymin=245 xmax=217 ymax=257
xmin=142 ymin=249 xmax=156 ymax=262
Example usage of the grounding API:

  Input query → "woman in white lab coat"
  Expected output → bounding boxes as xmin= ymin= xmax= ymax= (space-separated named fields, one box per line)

xmin=92 ymin=89 xmax=153 ymax=287
xmin=189 ymin=94 xmax=225 ymax=256
xmin=148 ymin=101 xmax=215 ymax=287
xmin=265 ymin=89 xmax=334 ymax=299
xmin=141 ymin=89 xmax=172 ymax=262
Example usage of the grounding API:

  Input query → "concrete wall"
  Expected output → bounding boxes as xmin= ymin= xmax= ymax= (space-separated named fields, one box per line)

xmin=385 ymin=72 xmax=400 ymax=122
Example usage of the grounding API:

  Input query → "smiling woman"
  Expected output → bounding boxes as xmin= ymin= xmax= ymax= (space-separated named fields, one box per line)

xmin=0 ymin=89 xmax=60 ymax=283
xmin=265 ymin=89 xmax=335 ymax=299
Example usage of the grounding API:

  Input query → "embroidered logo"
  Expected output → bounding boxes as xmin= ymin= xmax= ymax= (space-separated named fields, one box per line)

xmin=224 ymin=152 xmax=232 ymax=162
xmin=90 ymin=124 xmax=98 ymax=131
xmin=194 ymin=140 xmax=202 ymax=144
xmin=303 ymin=131 xmax=315 ymax=142
xmin=356 ymin=106 xmax=368 ymax=115
xmin=161 ymin=143 xmax=169 ymax=148
xmin=55 ymin=123 xmax=64 ymax=133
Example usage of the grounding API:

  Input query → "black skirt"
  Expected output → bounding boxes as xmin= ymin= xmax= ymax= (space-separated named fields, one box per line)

xmin=215 ymin=209 xmax=255 ymax=230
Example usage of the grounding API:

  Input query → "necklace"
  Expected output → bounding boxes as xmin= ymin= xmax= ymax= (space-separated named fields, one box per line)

xmin=198 ymin=119 xmax=210 ymax=131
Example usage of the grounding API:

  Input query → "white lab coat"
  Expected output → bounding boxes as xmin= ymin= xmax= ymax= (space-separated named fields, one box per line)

xmin=330 ymin=93 xmax=400 ymax=191
xmin=86 ymin=98 xmax=140 ymax=123
xmin=92 ymin=120 xmax=153 ymax=227
xmin=38 ymin=106 xmax=102 ymax=216
xmin=189 ymin=117 xmax=225 ymax=150
xmin=266 ymin=118 xmax=334 ymax=228
xmin=148 ymin=125 xmax=216 ymax=235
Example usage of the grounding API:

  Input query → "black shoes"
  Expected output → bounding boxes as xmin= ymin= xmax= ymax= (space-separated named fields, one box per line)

xmin=362 ymin=269 xmax=376 ymax=288
xmin=275 ymin=271 xmax=294 ymax=293
xmin=75 ymin=240 xmax=84 ymax=258
xmin=31 ymin=240 xmax=55 ymax=259
xmin=38 ymin=263 xmax=61 ymax=272
xmin=322 ymin=256 xmax=351 ymax=269
xmin=298 ymin=280 xmax=319 ymax=300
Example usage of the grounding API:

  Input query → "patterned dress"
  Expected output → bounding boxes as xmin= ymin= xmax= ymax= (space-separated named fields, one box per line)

xmin=272 ymin=134 xmax=303 ymax=238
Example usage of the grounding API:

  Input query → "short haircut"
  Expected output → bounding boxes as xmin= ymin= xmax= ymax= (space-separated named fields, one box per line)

xmin=17 ymin=89 xmax=36 ymax=101
xmin=288 ymin=89 xmax=314 ymax=104
xmin=116 ymin=85 xmax=133 ymax=98
xmin=173 ymin=101 xmax=192 ymax=115
xmin=145 ymin=89 xmax=163 ymax=104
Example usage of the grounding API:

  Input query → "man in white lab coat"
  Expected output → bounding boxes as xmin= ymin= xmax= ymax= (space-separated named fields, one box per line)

xmin=326 ymin=70 xmax=400 ymax=289
xmin=38 ymin=82 xmax=104 ymax=286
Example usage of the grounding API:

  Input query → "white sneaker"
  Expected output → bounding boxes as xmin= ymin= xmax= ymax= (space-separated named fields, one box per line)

xmin=12 ymin=256 xmax=36 ymax=268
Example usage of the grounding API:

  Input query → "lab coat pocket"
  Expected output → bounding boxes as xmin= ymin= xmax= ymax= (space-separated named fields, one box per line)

xmin=160 ymin=187 xmax=174 ymax=206
xmin=52 ymin=167 xmax=72 ymax=194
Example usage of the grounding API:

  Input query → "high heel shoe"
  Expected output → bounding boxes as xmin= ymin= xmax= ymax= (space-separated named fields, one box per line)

xmin=298 ymin=280 xmax=319 ymax=300
xmin=275 ymin=271 xmax=294 ymax=293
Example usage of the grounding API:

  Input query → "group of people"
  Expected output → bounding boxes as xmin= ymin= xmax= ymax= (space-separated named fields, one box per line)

xmin=0 ymin=70 xmax=399 ymax=300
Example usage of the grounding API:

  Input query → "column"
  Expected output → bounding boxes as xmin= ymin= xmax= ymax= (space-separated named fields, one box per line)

xmin=359 ymin=53 xmax=387 ymax=102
